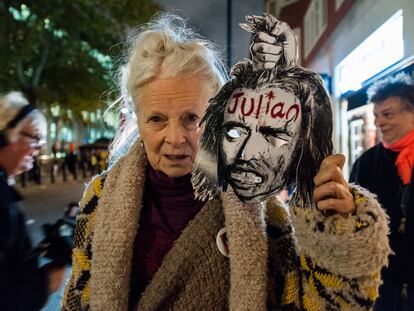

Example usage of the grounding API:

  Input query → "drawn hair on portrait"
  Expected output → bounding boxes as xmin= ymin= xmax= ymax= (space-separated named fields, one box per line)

xmin=192 ymin=14 xmax=333 ymax=206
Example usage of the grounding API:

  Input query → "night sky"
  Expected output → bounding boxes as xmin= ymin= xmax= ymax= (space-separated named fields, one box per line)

xmin=158 ymin=0 xmax=265 ymax=68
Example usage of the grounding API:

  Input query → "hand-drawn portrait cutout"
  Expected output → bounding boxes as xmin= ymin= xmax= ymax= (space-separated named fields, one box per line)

xmin=192 ymin=14 xmax=333 ymax=205
xmin=222 ymin=87 xmax=301 ymax=203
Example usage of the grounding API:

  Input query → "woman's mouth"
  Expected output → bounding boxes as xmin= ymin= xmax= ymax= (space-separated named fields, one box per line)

xmin=165 ymin=154 xmax=188 ymax=161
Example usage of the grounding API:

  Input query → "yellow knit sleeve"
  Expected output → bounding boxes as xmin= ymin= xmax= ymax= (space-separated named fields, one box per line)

xmin=286 ymin=185 xmax=390 ymax=310
xmin=296 ymin=254 xmax=382 ymax=310
xmin=61 ymin=175 xmax=104 ymax=311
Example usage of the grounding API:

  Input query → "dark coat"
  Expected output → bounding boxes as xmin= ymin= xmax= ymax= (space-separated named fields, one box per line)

xmin=350 ymin=143 xmax=414 ymax=284
xmin=0 ymin=169 xmax=49 ymax=311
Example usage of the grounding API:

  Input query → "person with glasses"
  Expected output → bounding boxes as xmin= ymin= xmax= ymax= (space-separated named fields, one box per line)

xmin=0 ymin=91 xmax=66 ymax=310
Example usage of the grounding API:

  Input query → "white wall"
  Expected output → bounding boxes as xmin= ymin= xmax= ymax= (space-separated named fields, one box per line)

xmin=307 ymin=0 xmax=414 ymax=161
xmin=311 ymin=0 xmax=414 ymax=74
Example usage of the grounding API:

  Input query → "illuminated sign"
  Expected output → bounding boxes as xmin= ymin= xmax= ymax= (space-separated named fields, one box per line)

xmin=335 ymin=10 xmax=403 ymax=96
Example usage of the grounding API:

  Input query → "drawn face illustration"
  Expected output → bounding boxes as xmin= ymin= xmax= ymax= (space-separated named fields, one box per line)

xmin=221 ymin=87 xmax=301 ymax=203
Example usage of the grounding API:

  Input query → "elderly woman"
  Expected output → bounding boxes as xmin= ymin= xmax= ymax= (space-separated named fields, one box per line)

xmin=62 ymin=15 xmax=390 ymax=311
xmin=0 ymin=92 xmax=66 ymax=310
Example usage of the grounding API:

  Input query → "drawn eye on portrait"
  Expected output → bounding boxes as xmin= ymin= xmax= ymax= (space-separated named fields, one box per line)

xmin=192 ymin=14 xmax=333 ymax=206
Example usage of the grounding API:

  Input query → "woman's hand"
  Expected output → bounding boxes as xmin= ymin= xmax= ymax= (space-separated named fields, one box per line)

xmin=313 ymin=154 xmax=356 ymax=216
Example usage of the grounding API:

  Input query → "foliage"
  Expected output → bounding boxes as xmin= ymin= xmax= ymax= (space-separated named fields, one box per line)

xmin=0 ymin=0 xmax=162 ymax=113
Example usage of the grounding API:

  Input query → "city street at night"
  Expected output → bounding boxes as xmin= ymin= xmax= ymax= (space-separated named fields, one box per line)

xmin=18 ymin=178 xmax=88 ymax=311
xmin=20 ymin=178 xmax=88 ymax=245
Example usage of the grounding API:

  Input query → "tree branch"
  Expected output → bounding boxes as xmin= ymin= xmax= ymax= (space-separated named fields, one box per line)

xmin=32 ymin=46 xmax=49 ymax=87
xmin=16 ymin=57 xmax=27 ymax=85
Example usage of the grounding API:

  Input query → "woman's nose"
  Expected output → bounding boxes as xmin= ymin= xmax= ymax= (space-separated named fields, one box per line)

xmin=165 ymin=121 xmax=185 ymax=146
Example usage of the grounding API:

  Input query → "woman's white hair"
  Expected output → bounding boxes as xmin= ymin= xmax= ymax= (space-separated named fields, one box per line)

xmin=0 ymin=92 xmax=47 ymax=143
xmin=108 ymin=13 xmax=228 ymax=164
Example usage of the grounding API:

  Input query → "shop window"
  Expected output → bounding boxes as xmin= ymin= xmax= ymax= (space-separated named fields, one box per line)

xmin=268 ymin=0 xmax=299 ymax=17
xmin=82 ymin=111 xmax=88 ymax=122
xmin=283 ymin=0 xmax=298 ymax=5
xmin=50 ymin=123 xmax=56 ymax=139
xmin=349 ymin=118 xmax=364 ymax=164
xmin=335 ymin=9 xmax=403 ymax=96
xmin=304 ymin=0 xmax=327 ymax=58
xmin=335 ymin=0 xmax=345 ymax=11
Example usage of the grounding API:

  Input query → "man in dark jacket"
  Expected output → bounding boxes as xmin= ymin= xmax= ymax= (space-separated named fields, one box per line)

xmin=0 ymin=92 xmax=65 ymax=310
xmin=350 ymin=74 xmax=414 ymax=311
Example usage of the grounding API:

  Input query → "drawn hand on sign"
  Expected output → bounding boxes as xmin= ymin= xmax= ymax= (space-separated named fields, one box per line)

xmin=241 ymin=14 xmax=297 ymax=70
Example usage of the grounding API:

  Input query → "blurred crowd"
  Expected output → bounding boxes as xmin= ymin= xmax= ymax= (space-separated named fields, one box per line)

xmin=20 ymin=140 xmax=109 ymax=188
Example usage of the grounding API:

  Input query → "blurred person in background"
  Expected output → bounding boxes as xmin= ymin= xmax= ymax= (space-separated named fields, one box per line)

xmin=65 ymin=142 xmax=78 ymax=180
xmin=62 ymin=14 xmax=390 ymax=311
xmin=350 ymin=74 xmax=414 ymax=311
xmin=0 ymin=92 xmax=66 ymax=310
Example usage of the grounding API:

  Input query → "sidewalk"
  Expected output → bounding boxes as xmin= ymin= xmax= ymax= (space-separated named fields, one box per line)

xmin=15 ymin=174 xmax=92 ymax=196
xmin=17 ymin=176 xmax=90 ymax=311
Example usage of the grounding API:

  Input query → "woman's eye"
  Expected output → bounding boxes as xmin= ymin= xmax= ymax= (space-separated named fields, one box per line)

xmin=183 ymin=113 xmax=199 ymax=123
xmin=148 ymin=116 xmax=164 ymax=123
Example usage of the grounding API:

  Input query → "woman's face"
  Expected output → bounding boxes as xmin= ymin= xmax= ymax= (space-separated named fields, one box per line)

xmin=137 ymin=76 xmax=213 ymax=177
xmin=6 ymin=118 xmax=46 ymax=176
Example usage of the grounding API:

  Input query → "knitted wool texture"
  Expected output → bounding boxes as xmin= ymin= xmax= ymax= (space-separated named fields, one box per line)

xmin=62 ymin=139 xmax=391 ymax=311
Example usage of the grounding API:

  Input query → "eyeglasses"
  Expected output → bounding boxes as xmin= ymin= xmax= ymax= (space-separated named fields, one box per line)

xmin=20 ymin=131 xmax=47 ymax=147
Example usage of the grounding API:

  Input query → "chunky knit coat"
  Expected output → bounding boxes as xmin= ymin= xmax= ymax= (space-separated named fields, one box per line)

xmin=62 ymin=140 xmax=390 ymax=311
